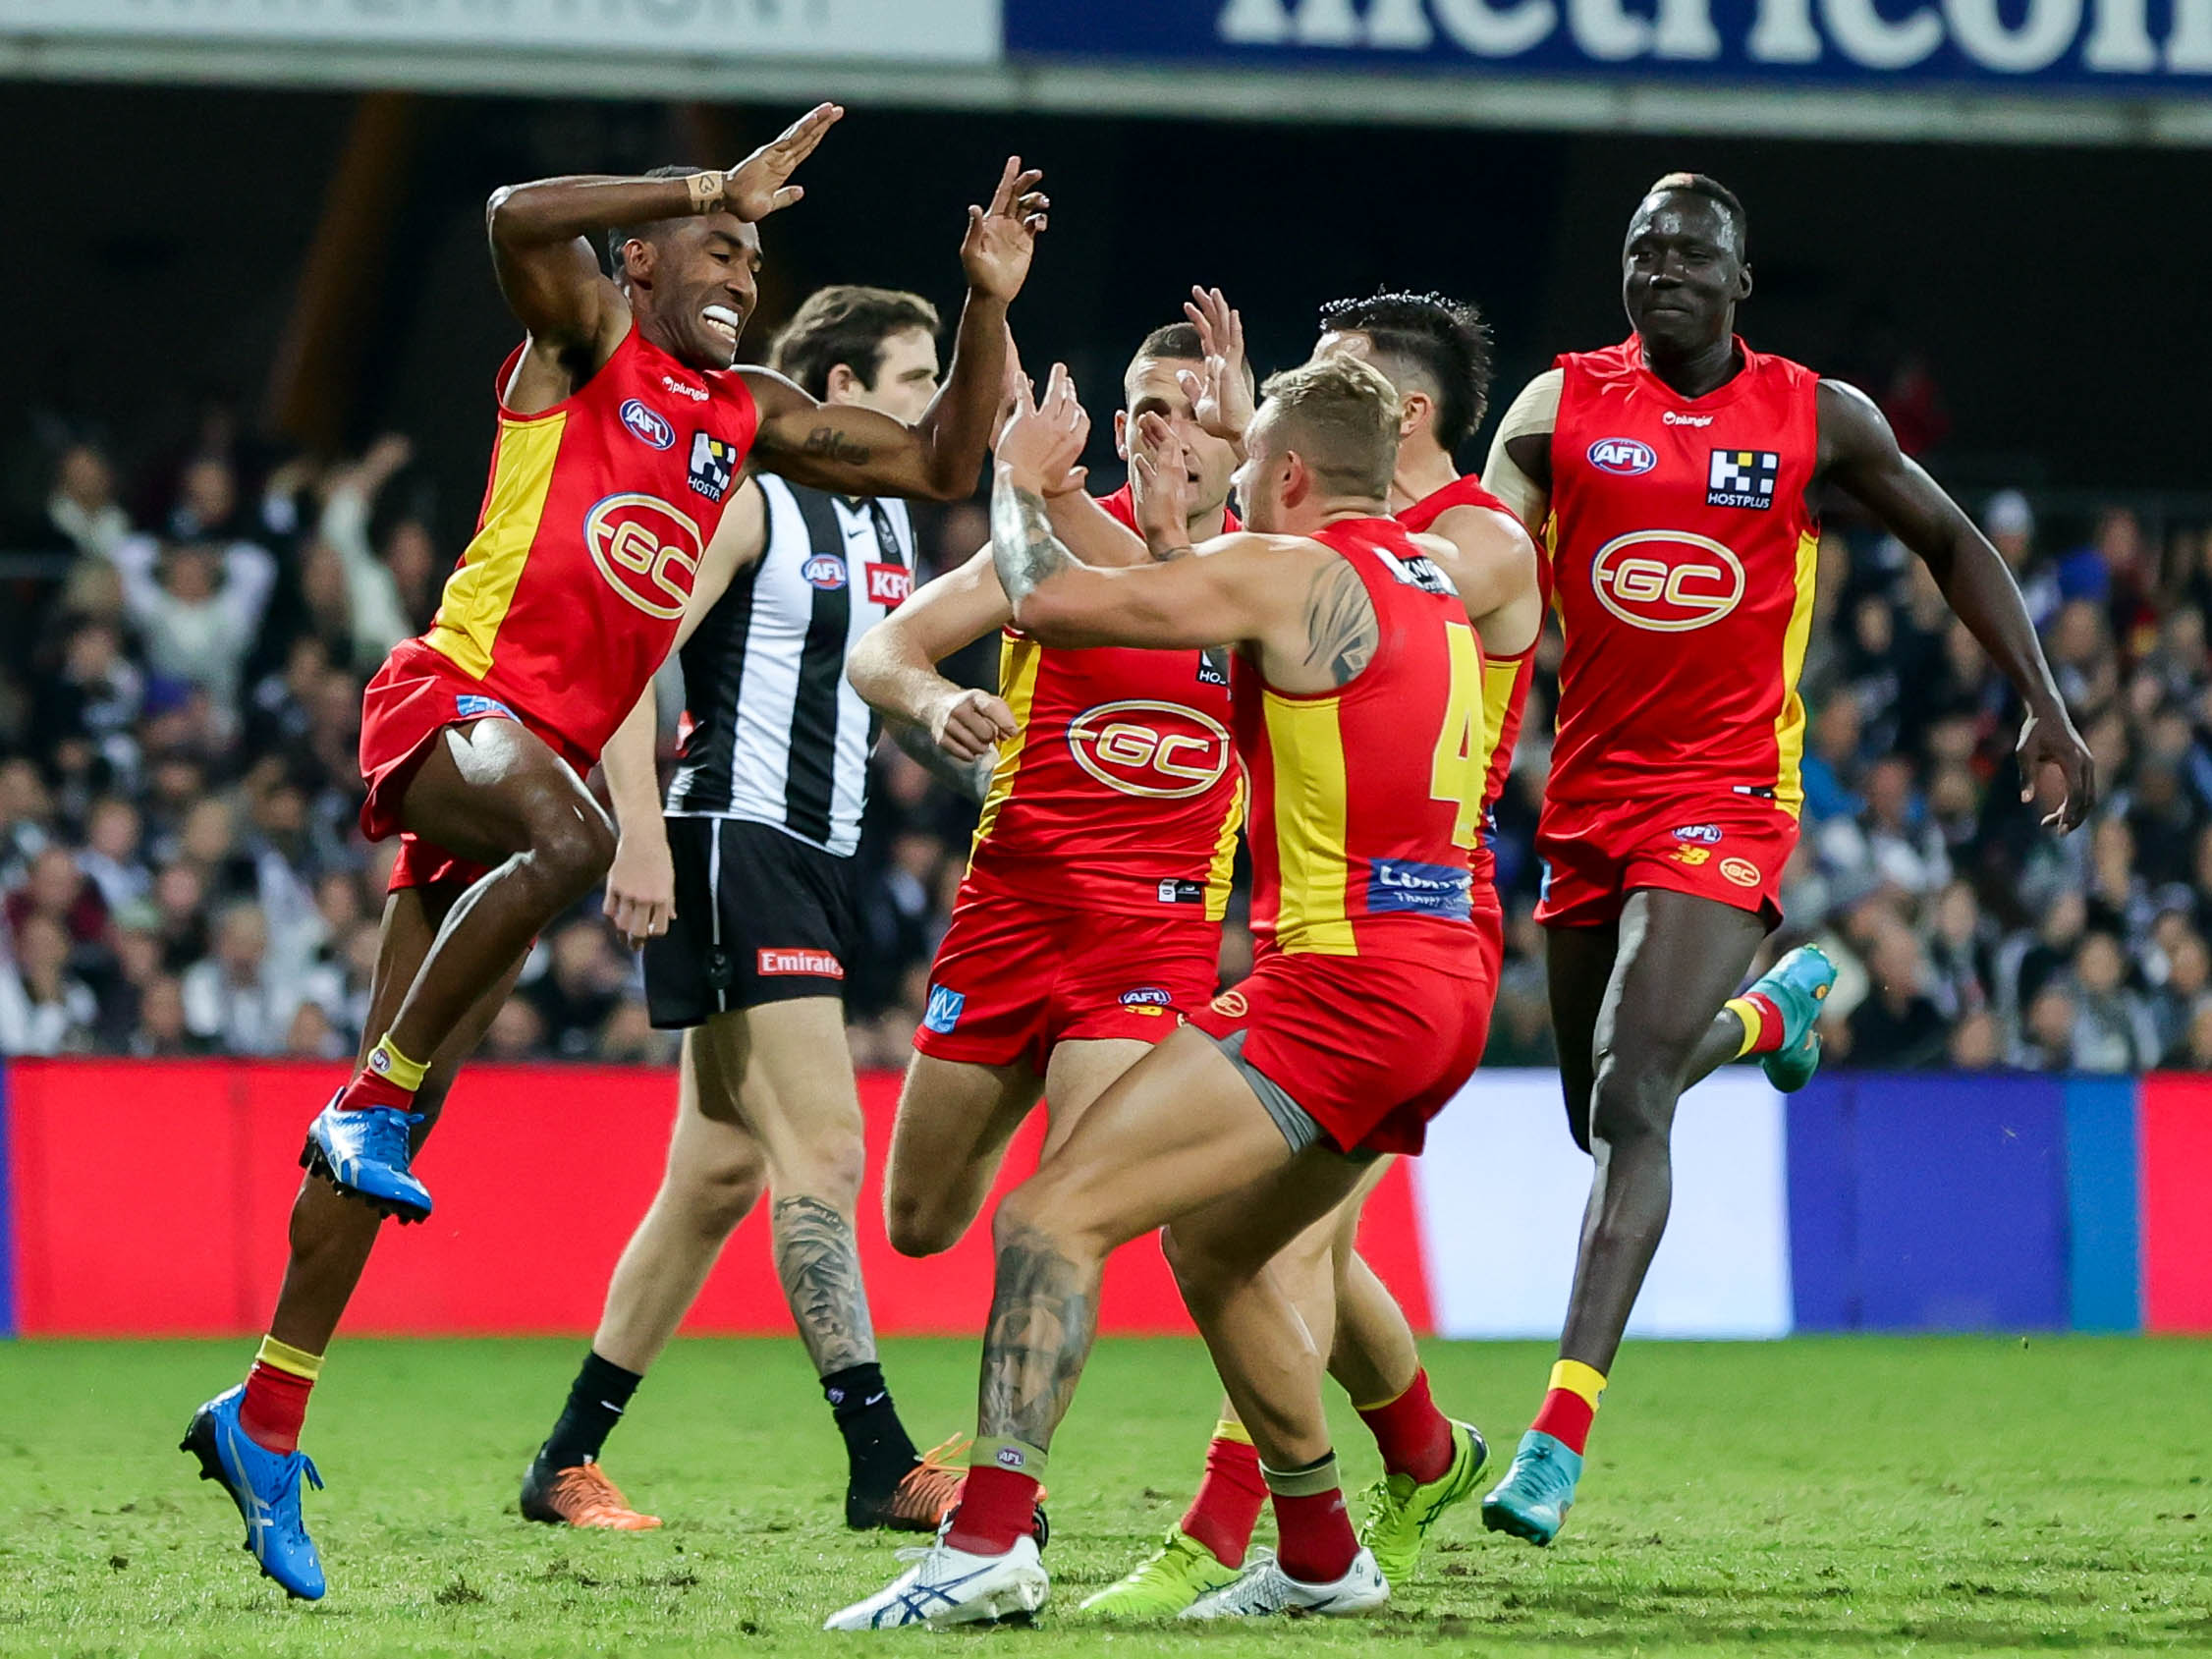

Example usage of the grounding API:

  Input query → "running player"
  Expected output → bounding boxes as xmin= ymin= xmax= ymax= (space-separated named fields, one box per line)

xmin=518 ymin=287 xmax=979 ymax=1535
xmin=827 ymin=354 xmax=1502 ymax=1631
xmin=844 ymin=319 xmax=1245 ymax=1275
xmin=1476 ymin=173 xmax=2093 ymax=1545
xmin=180 ymin=113 xmax=1050 ymax=1600
xmin=1086 ymin=288 xmax=1546 ymax=1614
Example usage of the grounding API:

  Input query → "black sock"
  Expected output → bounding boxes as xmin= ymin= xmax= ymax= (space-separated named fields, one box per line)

xmin=541 ymin=1351 xmax=643 ymax=1470
xmin=822 ymin=1361 xmax=918 ymax=1494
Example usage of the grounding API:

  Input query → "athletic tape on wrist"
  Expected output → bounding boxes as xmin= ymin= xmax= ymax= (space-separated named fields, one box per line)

xmin=688 ymin=172 xmax=724 ymax=214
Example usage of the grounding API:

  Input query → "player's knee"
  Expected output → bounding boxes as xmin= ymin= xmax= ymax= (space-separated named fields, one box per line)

xmin=528 ymin=797 xmax=617 ymax=905
xmin=675 ymin=1143 xmax=769 ymax=1236
xmin=885 ymin=1188 xmax=964 ymax=1259
xmin=779 ymin=1119 xmax=866 ymax=1214
xmin=1587 ymin=1054 xmax=1680 ymax=1150
xmin=991 ymin=1173 xmax=1086 ymax=1259
xmin=1160 ymin=1223 xmax=1248 ymax=1314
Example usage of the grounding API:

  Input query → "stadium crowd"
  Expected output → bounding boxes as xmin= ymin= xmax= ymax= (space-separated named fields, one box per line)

xmin=3 ymin=415 xmax=2210 ymax=1075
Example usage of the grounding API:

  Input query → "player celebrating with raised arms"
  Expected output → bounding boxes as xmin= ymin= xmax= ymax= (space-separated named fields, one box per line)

xmin=1476 ymin=173 xmax=2092 ymax=1546
xmin=181 ymin=107 xmax=1049 ymax=1601
xmin=846 ymin=318 xmax=1246 ymax=1276
xmin=827 ymin=353 xmax=1503 ymax=1631
xmin=1086 ymin=287 xmax=1546 ymax=1614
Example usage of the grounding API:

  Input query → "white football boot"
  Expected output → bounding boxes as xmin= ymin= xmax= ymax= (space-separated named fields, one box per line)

xmin=823 ymin=1533 xmax=1049 ymax=1631
xmin=1180 ymin=1545 xmax=1389 ymax=1620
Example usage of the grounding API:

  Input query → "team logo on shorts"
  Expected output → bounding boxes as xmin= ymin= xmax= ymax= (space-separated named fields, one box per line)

xmin=1068 ymin=699 xmax=1233 ymax=801
xmin=1588 ymin=437 xmax=1658 ymax=475
xmin=1672 ymin=846 xmax=1712 ymax=866
xmin=1672 ymin=823 xmax=1723 ymax=844
xmin=1120 ymin=986 xmax=1174 ymax=1008
xmin=1210 ymin=990 xmax=1248 ymax=1019
xmin=455 ymin=693 xmax=517 ymax=721
xmin=802 ymin=554 xmax=850 ymax=591
xmin=688 ymin=431 xmax=739 ymax=503
xmin=923 ymin=985 xmax=966 ymax=1034
xmin=619 ymin=398 xmax=675 ymax=451
xmin=1721 ymin=857 xmax=1762 ymax=888
xmin=1707 ymin=450 xmax=1780 ymax=511
xmin=1590 ymin=529 xmax=1744 ymax=633
xmin=757 ymin=947 xmax=844 ymax=979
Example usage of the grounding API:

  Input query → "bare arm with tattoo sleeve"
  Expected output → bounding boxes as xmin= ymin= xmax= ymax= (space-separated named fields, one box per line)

xmin=846 ymin=545 xmax=1018 ymax=803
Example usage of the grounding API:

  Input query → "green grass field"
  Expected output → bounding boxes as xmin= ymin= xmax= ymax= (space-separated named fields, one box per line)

xmin=2 ymin=1335 xmax=2207 ymax=1655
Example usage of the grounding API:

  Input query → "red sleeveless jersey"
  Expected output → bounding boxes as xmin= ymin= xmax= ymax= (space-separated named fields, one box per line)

xmin=1546 ymin=335 xmax=1821 ymax=813
xmin=422 ymin=323 xmax=759 ymax=761
xmin=1397 ymin=474 xmax=1543 ymax=895
xmin=1238 ymin=516 xmax=1497 ymax=964
xmin=963 ymin=486 xmax=1245 ymax=920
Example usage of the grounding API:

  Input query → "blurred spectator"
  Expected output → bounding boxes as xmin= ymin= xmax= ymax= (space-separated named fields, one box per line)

xmin=2067 ymin=930 xmax=2158 ymax=1074
xmin=1844 ymin=925 xmax=1949 ymax=1069
xmin=524 ymin=918 xmax=631 ymax=1059
xmin=180 ymin=900 xmax=298 ymax=1055
xmin=46 ymin=444 xmax=132 ymax=562
xmin=129 ymin=974 xmax=204 ymax=1058
xmin=105 ymin=533 xmax=277 ymax=718
xmin=0 ymin=912 xmax=99 ymax=1054
xmin=8 ymin=844 xmax=109 ymax=946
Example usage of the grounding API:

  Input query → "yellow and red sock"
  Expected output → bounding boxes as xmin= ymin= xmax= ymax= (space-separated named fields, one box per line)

xmin=1528 ymin=1358 xmax=1606 ymax=1456
xmin=945 ymin=1439 xmax=1044 ymax=1556
xmin=1355 ymin=1367 xmax=1454 ymax=1484
xmin=1180 ymin=1419 xmax=1264 ymax=1567
xmin=1262 ymin=1453 xmax=1356 ymax=1584
xmin=336 ymin=1033 xmax=428 ymax=1114
xmin=1727 ymin=992 xmax=1786 ymax=1057
xmin=240 ymin=1336 xmax=322 ymax=1454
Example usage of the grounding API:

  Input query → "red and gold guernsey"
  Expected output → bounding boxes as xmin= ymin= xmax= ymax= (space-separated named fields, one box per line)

xmin=1546 ymin=334 xmax=1821 ymax=813
xmin=1397 ymin=474 xmax=1545 ymax=897
xmin=962 ymin=485 xmax=1244 ymax=921
xmin=423 ymin=323 xmax=760 ymax=761
xmin=1238 ymin=515 xmax=1498 ymax=965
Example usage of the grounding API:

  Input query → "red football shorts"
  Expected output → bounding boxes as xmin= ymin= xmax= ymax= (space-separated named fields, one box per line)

xmin=358 ymin=637 xmax=592 ymax=892
xmin=1187 ymin=913 xmax=1501 ymax=1159
xmin=1533 ymin=792 xmax=1798 ymax=930
xmin=912 ymin=893 xmax=1219 ymax=1072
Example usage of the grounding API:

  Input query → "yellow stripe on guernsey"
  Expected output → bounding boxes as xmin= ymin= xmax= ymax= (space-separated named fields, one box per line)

xmin=968 ymin=635 xmax=1043 ymax=860
xmin=1477 ymin=653 xmax=1521 ymax=802
xmin=1769 ymin=527 xmax=1821 ymax=818
xmin=1261 ymin=690 xmax=1356 ymax=956
xmin=425 ymin=415 xmax=569 ymax=679
xmin=1204 ymin=768 xmax=1247 ymax=922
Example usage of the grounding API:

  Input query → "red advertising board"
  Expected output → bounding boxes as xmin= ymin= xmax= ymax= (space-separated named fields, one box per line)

xmin=5 ymin=1058 xmax=1429 ymax=1340
xmin=2139 ymin=1074 xmax=2212 ymax=1334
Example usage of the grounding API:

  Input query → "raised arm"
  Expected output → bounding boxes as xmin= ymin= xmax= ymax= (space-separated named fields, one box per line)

xmin=1818 ymin=378 xmax=2093 ymax=831
xmin=745 ymin=159 xmax=1047 ymax=501
xmin=598 ymin=479 xmax=768 ymax=946
xmin=486 ymin=104 xmax=842 ymax=414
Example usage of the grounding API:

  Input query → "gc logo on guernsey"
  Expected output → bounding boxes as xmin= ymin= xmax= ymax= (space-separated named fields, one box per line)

xmin=1589 ymin=528 xmax=1745 ymax=632
xmin=583 ymin=492 xmax=702 ymax=620
xmin=1065 ymin=699 xmax=1233 ymax=800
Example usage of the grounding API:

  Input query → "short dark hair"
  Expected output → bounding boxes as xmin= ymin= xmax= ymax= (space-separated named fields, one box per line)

xmin=1315 ymin=291 xmax=1494 ymax=451
xmin=1644 ymin=171 xmax=1749 ymax=257
xmin=606 ymin=164 xmax=707 ymax=274
xmin=769 ymin=286 xmax=941 ymax=401
xmin=1126 ymin=322 xmax=1257 ymax=401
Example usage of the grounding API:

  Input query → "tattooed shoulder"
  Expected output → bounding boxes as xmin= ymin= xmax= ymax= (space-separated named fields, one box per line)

xmin=1301 ymin=555 xmax=1377 ymax=686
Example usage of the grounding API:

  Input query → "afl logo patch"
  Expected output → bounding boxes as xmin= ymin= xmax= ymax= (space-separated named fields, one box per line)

xmin=619 ymin=398 xmax=675 ymax=451
xmin=1067 ymin=699 xmax=1233 ymax=801
xmin=1588 ymin=437 xmax=1657 ymax=475
xmin=1120 ymin=986 xmax=1175 ymax=1008
xmin=1590 ymin=529 xmax=1745 ymax=634
xmin=802 ymin=554 xmax=849 ymax=591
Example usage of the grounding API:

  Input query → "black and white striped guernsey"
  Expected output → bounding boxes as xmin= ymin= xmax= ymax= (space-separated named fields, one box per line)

xmin=665 ymin=474 xmax=913 ymax=857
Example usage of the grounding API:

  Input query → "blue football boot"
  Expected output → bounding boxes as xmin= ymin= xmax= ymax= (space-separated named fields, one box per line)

xmin=1480 ymin=1429 xmax=1583 ymax=1547
xmin=181 ymin=1385 xmax=327 ymax=1599
xmin=302 ymin=1092 xmax=431 ymax=1222
xmin=1747 ymin=944 xmax=1836 ymax=1092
